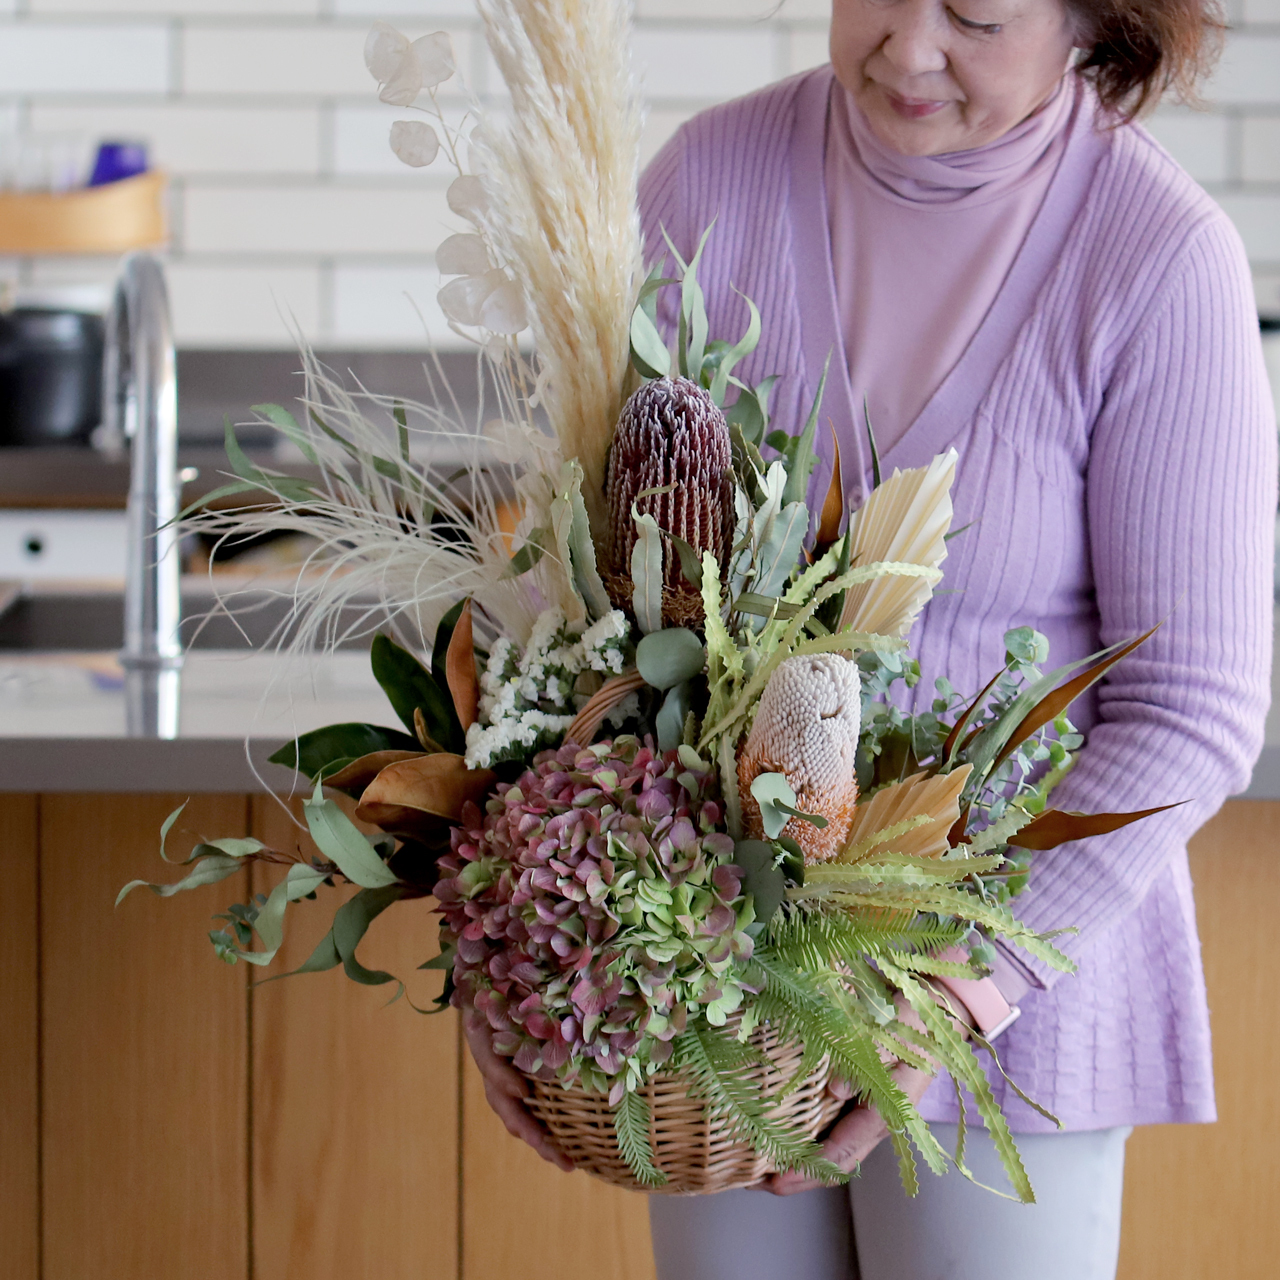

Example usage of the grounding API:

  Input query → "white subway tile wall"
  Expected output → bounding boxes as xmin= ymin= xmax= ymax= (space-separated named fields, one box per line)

xmin=1 ymin=1 xmax=1277 ymax=346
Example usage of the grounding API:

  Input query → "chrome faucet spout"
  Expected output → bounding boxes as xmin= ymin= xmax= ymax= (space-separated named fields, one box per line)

xmin=106 ymin=252 xmax=182 ymax=738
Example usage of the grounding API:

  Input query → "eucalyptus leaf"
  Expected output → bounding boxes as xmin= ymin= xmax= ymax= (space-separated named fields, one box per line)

xmin=708 ymin=290 xmax=761 ymax=406
xmin=116 ymin=852 xmax=244 ymax=907
xmin=749 ymin=773 xmax=829 ymax=840
xmin=231 ymin=862 xmax=328 ymax=967
xmin=636 ymin=628 xmax=705 ymax=690
xmin=304 ymin=783 xmax=399 ymax=889
xmin=656 ymin=680 xmax=694 ymax=752
xmin=334 ymin=884 xmax=409 ymax=985
xmin=733 ymin=839 xmax=786 ymax=929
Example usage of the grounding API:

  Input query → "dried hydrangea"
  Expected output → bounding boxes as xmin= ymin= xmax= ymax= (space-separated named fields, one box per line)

xmin=435 ymin=737 xmax=756 ymax=1100
xmin=464 ymin=607 xmax=631 ymax=769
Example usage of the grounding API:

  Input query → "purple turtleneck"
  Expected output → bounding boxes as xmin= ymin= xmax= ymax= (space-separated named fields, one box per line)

xmin=826 ymin=75 xmax=1076 ymax=452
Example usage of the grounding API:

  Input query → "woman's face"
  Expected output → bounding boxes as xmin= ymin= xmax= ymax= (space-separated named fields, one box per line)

xmin=830 ymin=0 xmax=1079 ymax=156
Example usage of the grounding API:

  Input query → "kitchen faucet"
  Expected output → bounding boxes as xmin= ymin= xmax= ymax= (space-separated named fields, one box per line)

xmin=104 ymin=252 xmax=182 ymax=737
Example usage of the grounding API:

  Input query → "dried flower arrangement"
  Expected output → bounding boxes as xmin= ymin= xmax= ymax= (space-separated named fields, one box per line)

xmin=120 ymin=0 xmax=1167 ymax=1198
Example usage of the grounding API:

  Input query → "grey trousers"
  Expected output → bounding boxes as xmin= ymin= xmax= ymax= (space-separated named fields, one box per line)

xmin=648 ymin=1123 xmax=1132 ymax=1280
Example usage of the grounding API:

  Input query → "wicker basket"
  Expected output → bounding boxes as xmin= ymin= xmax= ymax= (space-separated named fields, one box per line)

xmin=523 ymin=1023 xmax=845 ymax=1194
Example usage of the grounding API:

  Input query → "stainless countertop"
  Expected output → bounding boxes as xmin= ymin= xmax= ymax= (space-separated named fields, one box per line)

xmin=0 ymin=649 xmax=389 ymax=792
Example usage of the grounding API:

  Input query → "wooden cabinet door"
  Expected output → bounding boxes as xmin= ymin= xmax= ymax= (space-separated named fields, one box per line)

xmin=0 ymin=795 xmax=39 ymax=1280
xmin=250 ymin=797 xmax=459 ymax=1280
xmin=40 ymin=794 xmax=251 ymax=1280
xmin=460 ymin=1053 xmax=656 ymax=1280
xmin=1118 ymin=800 xmax=1280 ymax=1280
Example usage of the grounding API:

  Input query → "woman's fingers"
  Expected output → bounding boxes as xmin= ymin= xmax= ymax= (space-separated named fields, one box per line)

xmin=463 ymin=1011 xmax=575 ymax=1172
xmin=827 ymin=1076 xmax=855 ymax=1101
xmin=761 ymin=1061 xmax=935 ymax=1196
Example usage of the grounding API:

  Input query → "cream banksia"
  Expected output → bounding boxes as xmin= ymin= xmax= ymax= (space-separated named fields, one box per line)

xmin=605 ymin=376 xmax=732 ymax=626
xmin=738 ymin=655 xmax=862 ymax=863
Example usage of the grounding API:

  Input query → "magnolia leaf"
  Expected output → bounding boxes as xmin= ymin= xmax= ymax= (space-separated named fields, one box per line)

xmin=444 ymin=598 xmax=480 ymax=731
xmin=733 ymin=839 xmax=786 ymax=929
xmin=749 ymin=773 xmax=829 ymax=841
xmin=1007 ymin=802 xmax=1183 ymax=851
xmin=389 ymin=119 xmax=439 ymax=167
xmin=370 ymin=633 xmax=462 ymax=751
xmin=356 ymin=753 xmax=496 ymax=829
xmin=630 ymin=304 xmax=671 ymax=380
xmin=656 ymin=681 xmax=694 ymax=752
xmin=304 ymin=783 xmax=398 ymax=889
xmin=322 ymin=749 xmax=423 ymax=794
xmin=636 ymin=628 xmax=705 ymax=690
xmin=630 ymin=506 xmax=665 ymax=634
xmin=269 ymin=721 xmax=422 ymax=781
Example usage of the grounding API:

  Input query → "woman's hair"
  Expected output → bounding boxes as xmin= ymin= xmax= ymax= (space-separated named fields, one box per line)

xmin=1068 ymin=0 xmax=1226 ymax=121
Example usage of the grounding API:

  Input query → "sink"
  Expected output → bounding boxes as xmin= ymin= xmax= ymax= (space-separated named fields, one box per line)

xmin=0 ymin=582 xmax=382 ymax=652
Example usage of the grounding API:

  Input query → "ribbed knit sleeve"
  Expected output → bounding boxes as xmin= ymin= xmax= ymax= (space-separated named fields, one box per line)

xmin=1008 ymin=215 xmax=1277 ymax=987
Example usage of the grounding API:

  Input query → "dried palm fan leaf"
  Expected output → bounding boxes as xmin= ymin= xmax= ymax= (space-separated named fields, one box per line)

xmin=839 ymin=766 xmax=972 ymax=863
xmin=837 ymin=448 xmax=958 ymax=637
xmin=471 ymin=0 xmax=644 ymax=545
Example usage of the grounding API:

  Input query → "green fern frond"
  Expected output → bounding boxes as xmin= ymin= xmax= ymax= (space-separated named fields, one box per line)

xmin=613 ymin=1089 xmax=667 ymax=1188
xmin=674 ymin=1026 xmax=847 ymax=1184
xmin=880 ymin=960 xmax=1034 ymax=1203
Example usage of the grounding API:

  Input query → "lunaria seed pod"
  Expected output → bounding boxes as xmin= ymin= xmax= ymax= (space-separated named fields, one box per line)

xmin=604 ymin=376 xmax=733 ymax=627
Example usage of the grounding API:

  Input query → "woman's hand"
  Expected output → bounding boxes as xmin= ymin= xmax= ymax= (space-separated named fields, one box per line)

xmin=762 ymin=1057 xmax=935 ymax=1196
xmin=462 ymin=1009 xmax=575 ymax=1172
xmin=762 ymin=985 xmax=968 ymax=1196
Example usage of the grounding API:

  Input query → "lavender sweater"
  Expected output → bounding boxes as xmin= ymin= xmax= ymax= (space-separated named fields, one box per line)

xmin=639 ymin=67 xmax=1277 ymax=1131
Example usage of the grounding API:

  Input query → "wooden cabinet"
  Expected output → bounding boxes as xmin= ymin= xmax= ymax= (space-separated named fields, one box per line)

xmin=2 ymin=794 xmax=1275 ymax=1280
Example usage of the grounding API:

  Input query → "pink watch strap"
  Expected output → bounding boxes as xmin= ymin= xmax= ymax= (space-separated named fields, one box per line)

xmin=933 ymin=945 xmax=1021 ymax=1041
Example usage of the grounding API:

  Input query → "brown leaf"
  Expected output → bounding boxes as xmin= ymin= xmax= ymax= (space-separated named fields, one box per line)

xmin=412 ymin=707 xmax=447 ymax=754
xmin=815 ymin=427 xmax=843 ymax=550
xmin=991 ymin=624 xmax=1160 ymax=775
xmin=324 ymin=749 xmax=423 ymax=792
xmin=564 ymin=669 xmax=646 ymax=747
xmin=445 ymin=598 xmax=480 ymax=731
xmin=356 ymin=752 xmax=496 ymax=833
xmin=942 ymin=666 xmax=1005 ymax=763
xmin=1008 ymin=801 xmax=1183 ymax=851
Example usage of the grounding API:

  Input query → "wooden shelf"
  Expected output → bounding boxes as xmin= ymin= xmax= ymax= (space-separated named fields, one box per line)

xmin=0 ymin=171 xmax=166 ymax=255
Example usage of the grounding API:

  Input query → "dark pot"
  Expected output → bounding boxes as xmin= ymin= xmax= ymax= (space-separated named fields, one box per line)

xmin=0 ymin=308 xmax=106 ymax=447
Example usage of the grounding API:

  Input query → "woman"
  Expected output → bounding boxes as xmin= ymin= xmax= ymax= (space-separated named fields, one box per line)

xmin=467 ymin=0 xmax=1276 ymax=1275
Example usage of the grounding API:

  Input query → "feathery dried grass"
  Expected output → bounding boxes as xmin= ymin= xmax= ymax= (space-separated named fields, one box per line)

xmin=193 ymin=348 xmax=578 ymax=656
xmin=472 ymin=0 xmax=643 ymax=545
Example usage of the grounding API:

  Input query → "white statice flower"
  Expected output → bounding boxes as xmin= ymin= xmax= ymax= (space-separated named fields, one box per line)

xmin=464 ymin=607 xmax=634 ymax=769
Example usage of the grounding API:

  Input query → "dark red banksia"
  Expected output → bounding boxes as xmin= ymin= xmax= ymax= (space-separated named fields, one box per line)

xmin=604 ymin=376 xmax=733 ymax=626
